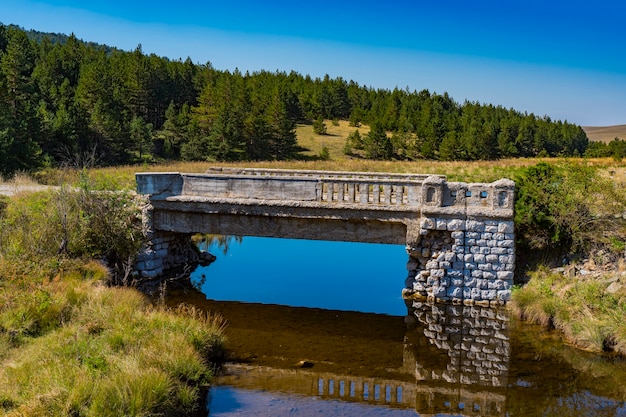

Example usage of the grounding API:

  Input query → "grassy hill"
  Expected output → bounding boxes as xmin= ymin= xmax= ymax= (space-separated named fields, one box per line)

xmin=295 ymin=119 xmax=369 ymax=161
xmin=583 ymin=124 xmax=626 ymax=143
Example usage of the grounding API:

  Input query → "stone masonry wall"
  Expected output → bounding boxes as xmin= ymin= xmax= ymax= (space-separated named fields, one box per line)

xmin=404 ymin=216 xmax=515 ymax=306
xmin=135 ymin=231 xmax=195 ymax=279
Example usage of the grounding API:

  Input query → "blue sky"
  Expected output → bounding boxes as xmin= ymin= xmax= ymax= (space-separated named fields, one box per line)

xmin=1 ymin=0 xmax=625 ymax=126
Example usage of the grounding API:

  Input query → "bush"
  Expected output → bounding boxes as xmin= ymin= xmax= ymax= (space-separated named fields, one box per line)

xmin=0 ymin=175 xmax=145 ymax=284
xmin=312 ymin=117 xmax=327 ymax=135
xmin=514 ymin=162 xmax=626 ymax=254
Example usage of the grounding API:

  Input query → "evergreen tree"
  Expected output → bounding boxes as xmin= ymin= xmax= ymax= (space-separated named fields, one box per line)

xmin=363 ymin=122 xmax=393 ymax=160
xmin=0 ymin=28 xmax=42 ymax=175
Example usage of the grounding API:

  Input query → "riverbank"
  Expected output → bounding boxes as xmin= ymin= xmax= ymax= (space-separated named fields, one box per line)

xmin=510 ymin=256 xmax=626 ymax=355
xmin=0 ymin=186 xmax=226 ymax=416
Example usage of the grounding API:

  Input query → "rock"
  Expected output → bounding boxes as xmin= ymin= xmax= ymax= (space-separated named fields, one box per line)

xmin=606 ymin=282 xmax=622 ymax=294
xmin=296 ymin=360 xmax=314 ymax=369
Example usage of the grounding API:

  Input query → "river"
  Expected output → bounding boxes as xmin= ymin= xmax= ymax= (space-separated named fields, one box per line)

xmin=165 ymin=236 xmax=626 ymax=417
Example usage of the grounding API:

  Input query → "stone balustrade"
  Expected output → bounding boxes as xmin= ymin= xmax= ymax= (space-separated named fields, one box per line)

xmin=136 ymin=169 xmax=514 ymax=215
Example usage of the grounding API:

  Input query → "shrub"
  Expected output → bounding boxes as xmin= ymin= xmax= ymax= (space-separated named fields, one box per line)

xmin=514 ymin=162 xmax=626 ymax=254
xmin=0 ymin=175 xmax=145 ymax=284
xmin=312 ymin=117 xmax=327 ymax=135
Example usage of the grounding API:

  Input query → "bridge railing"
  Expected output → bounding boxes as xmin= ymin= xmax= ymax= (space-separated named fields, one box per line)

xmin=136 ymin=170 xmax=514 ymax=215
xmin=206 ymin=166 xmax=438 ymax=181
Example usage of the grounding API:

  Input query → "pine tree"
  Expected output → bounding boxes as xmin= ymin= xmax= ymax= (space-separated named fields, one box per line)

xmin=0 ymin=28 xmax=42 ymax=175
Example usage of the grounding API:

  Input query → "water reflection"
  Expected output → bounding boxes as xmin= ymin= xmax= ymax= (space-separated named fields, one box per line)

xmin=200 ymin=299 xmax=626 ymax=417
xmin=176 ymin=237 xmax=626 ymax=416
xmin=405 ymin=302 xmax=510 ymax=415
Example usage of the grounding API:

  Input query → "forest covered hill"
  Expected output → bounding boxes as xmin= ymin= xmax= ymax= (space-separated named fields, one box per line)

xmin=0 ymin=23 xmax=614 ymax=177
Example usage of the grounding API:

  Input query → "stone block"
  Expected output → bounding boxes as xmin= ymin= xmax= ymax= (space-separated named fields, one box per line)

xmin=486 ymin=254 xmax=499 ymax=263
xmin=471 ymin=269 xmax=483 ymax=278
xmin=433 ymin=286 xmax=447 ymax=297
xmin=478 ymin=263 xmax=492 ymax=271
xmin=497 ymin=271 xmax=514 ymax=280
xmin=431 ymin=269 xmax=445 ymax=278
xmin=451 ymin=231 xmax=465 ymax=239
xmin=406 ymin=261 xmax=419 ymax=270
xmin=474 ymin=253 xmax=485 ymax=263
xmin=485 ymin=224 xmax=498 ymax=233
xmin=447 ymin=219 xmax=465 ymax=231
xmin=483 ymin=271 xmax=496 ymax=280
xmin=466 ymin=262 xmax=478 ymax=270
xmin=420 ymin=217 xmax=436 ymax=230
xmin=447 ymin=286 xmax=463 ymax=298
xmin=498 ymin=239 xmax=515 ymax=248
xmin=466 ymin=231 xmax=481 ymax=239
xmin=444 ymin=252 xmax=456 ymax=262
xmin=425 ymin=260 xmax=439 ymax=269
xmin=482 ymin=289 xmax=497 ymax=300
xmin=463 ymin=287 xmax=473 ymax=299
xmin=466 ymin=220 xmax=485 ymax=232
xmin=490 ymin=247 xmax=508 ymax=255
xmin=493 ymin=233 xmax=505 ymax=240
xmin=465 ymin=238 xmax=476 ymax=246
xmin=499 ymin=255 xmax=514 ymax=264
xmin=497 ymin=290 xmax=511 ymax=301
xmin=498 ymin=221 xmax=514 ymax=234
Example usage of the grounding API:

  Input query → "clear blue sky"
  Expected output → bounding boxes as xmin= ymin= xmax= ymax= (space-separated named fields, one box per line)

xmin=1 ymin=0 xmax=625 ymax=126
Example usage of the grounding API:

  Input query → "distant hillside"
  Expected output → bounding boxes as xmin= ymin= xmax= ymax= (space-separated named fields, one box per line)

xmin=583 ymin=125 xmax=626 ymax=143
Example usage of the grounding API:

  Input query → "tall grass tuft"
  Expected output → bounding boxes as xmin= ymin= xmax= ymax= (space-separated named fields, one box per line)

xmin=0 ymin=185 xmax=226 ymax=415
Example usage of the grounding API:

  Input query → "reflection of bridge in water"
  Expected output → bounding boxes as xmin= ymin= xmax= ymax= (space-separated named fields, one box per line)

xmin=216 ymin=302 xmax=510 ymax=417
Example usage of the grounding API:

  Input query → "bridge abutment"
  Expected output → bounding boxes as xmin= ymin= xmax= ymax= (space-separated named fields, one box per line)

xmin=404 ymin=216 xmax=515 ymax=306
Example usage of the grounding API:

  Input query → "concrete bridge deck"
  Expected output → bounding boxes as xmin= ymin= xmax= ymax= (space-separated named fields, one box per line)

xmin=135 ymin=168 xmax=515 ymax=305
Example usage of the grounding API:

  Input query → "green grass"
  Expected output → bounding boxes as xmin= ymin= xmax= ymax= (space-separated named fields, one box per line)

xmin=511 ymin=266 xmax=626 ymax=355
xmin=0 ymin=188 xmax=226 ymax=416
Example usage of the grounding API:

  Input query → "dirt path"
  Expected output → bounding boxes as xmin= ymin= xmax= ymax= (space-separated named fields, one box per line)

xmin=0 ymin=183 xmax=58 ymax=196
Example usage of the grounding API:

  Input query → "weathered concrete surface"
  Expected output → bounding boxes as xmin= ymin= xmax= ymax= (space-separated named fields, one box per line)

xmin=135 ymin=168 xmax=515 ymax=304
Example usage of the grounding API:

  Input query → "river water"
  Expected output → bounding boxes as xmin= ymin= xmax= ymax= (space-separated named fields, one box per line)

xmin=166 ymin=236 xmax=626 ymax=417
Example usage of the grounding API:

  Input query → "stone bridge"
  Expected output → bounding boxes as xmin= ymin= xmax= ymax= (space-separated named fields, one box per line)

xmin=134 ymin=167 xmax=515 ymax=305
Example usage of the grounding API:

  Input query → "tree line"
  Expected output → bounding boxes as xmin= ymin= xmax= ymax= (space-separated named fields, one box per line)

xmin=0 ymin=24 xmax=590 ymax=176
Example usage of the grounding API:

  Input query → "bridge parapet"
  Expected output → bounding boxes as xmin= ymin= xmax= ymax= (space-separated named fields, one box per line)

xmin=136 ymin=169 xmax=514 ymax=217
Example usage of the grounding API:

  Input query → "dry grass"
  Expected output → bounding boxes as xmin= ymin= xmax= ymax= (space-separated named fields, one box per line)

xmin=511 ymin=269 xmax=626 ymax=356
xmin=583 ymin=124 xmax=626 ymax=143
xmin=30 ymin=156 xmax=626 ymax=193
